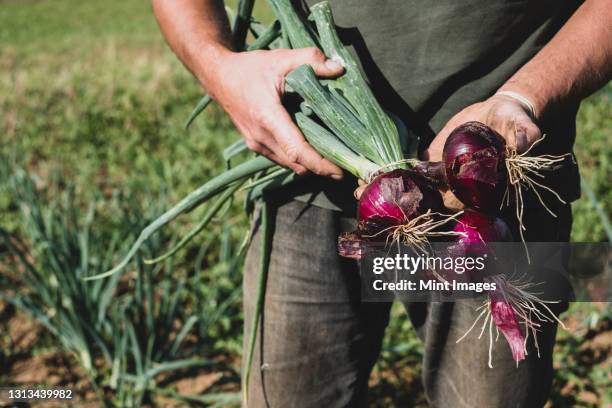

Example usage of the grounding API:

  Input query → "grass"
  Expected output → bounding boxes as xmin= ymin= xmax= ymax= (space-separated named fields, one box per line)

xmin=0 ymin=0 xmax=610 ymax=406
xmin=572 ymin=87 xmax=612 ymax=242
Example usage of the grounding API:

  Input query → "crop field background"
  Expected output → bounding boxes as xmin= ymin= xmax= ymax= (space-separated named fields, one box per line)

xmin=0 ymin=0 xmax=610 ymax=406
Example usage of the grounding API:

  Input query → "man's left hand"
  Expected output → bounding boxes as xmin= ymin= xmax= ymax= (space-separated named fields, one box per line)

xmin=423 ymin=93 xmax=542 ymax=162
xmin=354 ymin=94 xmax=542 ymax=202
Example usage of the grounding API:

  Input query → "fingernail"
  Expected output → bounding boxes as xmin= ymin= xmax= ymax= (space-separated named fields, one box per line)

xmin=325 ymin=59 xmax=343 ymax=71
xmin=331 ymin=173 xmax=343 ymax=180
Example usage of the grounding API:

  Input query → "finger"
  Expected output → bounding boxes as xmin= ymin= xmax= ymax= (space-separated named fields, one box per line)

xmin=357 ymin=179 xmax=367 ymax=186
xmin=497 ymin=112 xmax=541 ymax=153
xmin=264 ymin=104 xmax=344 ymax=179
xmin=270 ymin=153 xmax=308 ymax=175
xmin=422 ymin=134 xmax=448 ymax=161
xmin=513 ymin=115 xmax=542 ymax=154
xmin=245 ymin=133 xmax=308 ymax=174
xmin=441 ymin=190 xmax=465 ymax=211
xmin=244 ymin=138 xmax=276 ymax=161
xmin=354 ymin=184 xmax=367 ymax=200
xmin=279 ymin=47 xmax=344 ymax=78
xmin=257 ymin=131 xmax=309 ymax=175
xmin=422 ymin=116 xmax=461 ymax=161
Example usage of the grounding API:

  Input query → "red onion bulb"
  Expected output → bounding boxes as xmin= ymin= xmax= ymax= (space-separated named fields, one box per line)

xmin=452 ymin=209 xmax=526 ymax=363
xmin=338 ymin=170 xmax=443 ymax=259
xmin=358 ymin=169 xmax=442 ymax=232
xmin=443 ymin=121 xmax=507 ymax=212
xmin=453 ymin=209 xmax=512 ymax=243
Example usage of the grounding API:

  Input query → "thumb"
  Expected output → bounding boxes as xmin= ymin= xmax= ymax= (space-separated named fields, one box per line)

xmin=513 ymin=114 xmax=542 ymax=154
xmin=310 ymin=57 xmax=344 ymax=77
xmin=354 ymin=184 xmax=367 ymax=200
xmin=281 ymin=47 xmax=344 ymax=77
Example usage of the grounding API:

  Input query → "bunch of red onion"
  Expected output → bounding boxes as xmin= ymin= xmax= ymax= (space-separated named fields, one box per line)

xmin=421 ymin=121 xmax=571 ymax=247
xmin=338 ymin=121 xmax=569 ymax=366
xmin=338 ymin=169 xmax=459 ymax=260
xmin=339 ymin=121 xmax=570 ymax=260
xmin=452 ymin=210 xmax=565 ymax=367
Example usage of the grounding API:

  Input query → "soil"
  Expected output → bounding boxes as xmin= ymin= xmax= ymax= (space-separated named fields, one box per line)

xmin=1 ymin=300 xmax=610 ymax=407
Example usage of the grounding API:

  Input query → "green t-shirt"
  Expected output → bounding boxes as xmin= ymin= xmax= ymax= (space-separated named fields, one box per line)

xmin=284 ymin=0 xmax=582 ymax=212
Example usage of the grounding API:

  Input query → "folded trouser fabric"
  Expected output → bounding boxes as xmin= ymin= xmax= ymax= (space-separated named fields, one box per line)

xmin=243 ymin=194 xmax=571 ymax=408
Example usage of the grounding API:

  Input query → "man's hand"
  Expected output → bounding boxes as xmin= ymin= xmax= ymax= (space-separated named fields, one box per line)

xmin=355 ymin=0 xmax=611 ymax=201
xmin=353 ymin=94 xmax=540 ymax=202
xmin=419 ymin=94 xmax=541 ymax=210
xmin=152 ymin=0 xmax=344 ymax=179
xmin=205 ymin=47 xmax=344 ymax=178
xmin=423 ymin=0 xmax=612 ymax=165
xmin=423 ymin=94 xmax=541 ymax=162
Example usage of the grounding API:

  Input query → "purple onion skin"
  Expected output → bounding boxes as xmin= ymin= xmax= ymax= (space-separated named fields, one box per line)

xmin=443 ymin=121 xmax=507 ymax=212
xmin=452 ymin=210 xmax=526 ymax=362
xmin=337 ymin=232 xmax=363 ymax=260
xmin=490 ymin=294 xmax=526 ymax=362
xmin=339 ymin=170 xmax=443 ymax=260
xmin=447 ymin=210 xmax=511 ymax=279
xmin=358 ymin=169 xmax=443 ymax=232
xmin=358 ymin=170 xmax=406 ymax=225
xmin=453 ymin=210 xmax=512 ymax=244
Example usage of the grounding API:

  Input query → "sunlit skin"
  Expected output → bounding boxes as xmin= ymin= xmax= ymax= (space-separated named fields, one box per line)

xmin=152 ymin=0 xmax=611 ymax=197
xmin=369 ymin=0 xmax=609 ymax=198
xmin=152 ymin=0 xmax=344 ymax=179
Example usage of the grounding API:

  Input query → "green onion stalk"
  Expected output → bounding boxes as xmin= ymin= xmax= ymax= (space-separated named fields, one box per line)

xmin=88 ymin=0 xmax=411 ymax=282
xmin=87 ymin=1 xmax=415 ymax=404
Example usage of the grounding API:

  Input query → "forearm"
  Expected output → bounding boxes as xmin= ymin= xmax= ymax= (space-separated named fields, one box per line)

xmin=498 ymin=0 xmax=612 ymax=121
xmin=152 ymin=0 xmax=233 ymax=87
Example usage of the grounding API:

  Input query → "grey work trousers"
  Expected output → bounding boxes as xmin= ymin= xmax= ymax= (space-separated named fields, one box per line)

xmin=243 ymin=195 xmax=571 ymax=408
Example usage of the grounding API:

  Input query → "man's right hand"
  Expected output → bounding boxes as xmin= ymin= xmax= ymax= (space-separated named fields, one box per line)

xmin=202 ymin=47 xmax=345 ymax=179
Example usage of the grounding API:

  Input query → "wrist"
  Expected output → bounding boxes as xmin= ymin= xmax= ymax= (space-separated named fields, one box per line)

xmin=493 ymin=91 xmax=537 ymax=120
xmin=496 ymin=82 xmax=548 ymax=123
xmin=193 ymin=44 xmax=236 ymax=94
